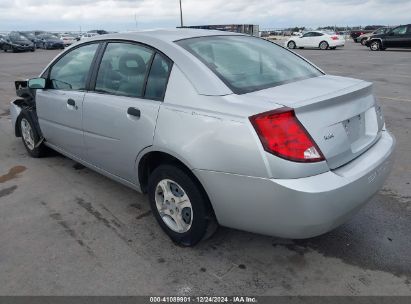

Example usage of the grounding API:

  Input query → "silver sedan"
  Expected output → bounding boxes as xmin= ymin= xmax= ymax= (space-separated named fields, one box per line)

xmin=10 ymin=29 xmax=395 ymax=246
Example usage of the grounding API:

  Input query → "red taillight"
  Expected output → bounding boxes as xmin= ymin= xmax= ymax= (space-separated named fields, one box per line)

xmin=331 ymin=36 xmax=339 ymax=40
xmin=249 ymin=108 xmax=325 ymax=163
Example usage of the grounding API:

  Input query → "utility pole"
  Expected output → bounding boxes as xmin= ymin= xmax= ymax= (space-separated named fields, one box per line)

xmin=179 ymin=0 xmax=184 ymax=27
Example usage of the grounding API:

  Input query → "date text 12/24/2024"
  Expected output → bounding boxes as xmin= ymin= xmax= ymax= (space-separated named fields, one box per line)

xmin=149 ymin=296 xmax=258 ymax=303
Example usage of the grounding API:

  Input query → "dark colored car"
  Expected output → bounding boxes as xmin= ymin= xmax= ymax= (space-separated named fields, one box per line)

xmin=20 ymin=32 xmax=40 ymax=47
xmin=366 ymin=24 xmax=411 ymax=51
xmin=88 ymin=29 xmax=108 ymax=35
xmin=0 ymin=34 xmax=6 ymax=49
xmin=36 ymin=34 xmax=64 ymax=49
xmin=2 ymin=32 xmax=35 ymax=52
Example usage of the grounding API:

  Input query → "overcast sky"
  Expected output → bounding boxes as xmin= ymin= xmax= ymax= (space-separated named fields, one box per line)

xmin=0 ymin=0 xmax=409 ymax=31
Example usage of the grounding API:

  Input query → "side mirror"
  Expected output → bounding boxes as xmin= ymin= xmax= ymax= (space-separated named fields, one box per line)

xmin=28 ymin=78 xmax=46 ymax=89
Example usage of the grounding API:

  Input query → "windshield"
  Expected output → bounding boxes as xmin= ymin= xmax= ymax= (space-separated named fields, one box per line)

xmin=22 ymin=32 xmax=35 ymax=39
xmin=9 ymin=33 xmax=30 ymax=41
xmin=176 ymin=36 xmax=323 ymax=94
xmin=42 ymin=34 xmax=58 ymax=39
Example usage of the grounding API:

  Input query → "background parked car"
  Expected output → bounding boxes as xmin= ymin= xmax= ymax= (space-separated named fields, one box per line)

xmin=80 ymin=33 xmax=99 ymax=40
xmin=19 ymin=31 xmax=40 ymax=48
xmin=36 ymin=33 xmax=65 ymax=49
xmin=350 ymin=30 xmax=373 ymax=42
xmin=2 ymin=32 xmax=35 ymax=52
xmin=357 ymin=27 xmax=392 ymax=45
xmin=59 ymin=34 xmax=76 ymax=46
xmin=366 ymin=24 xmax=411 ymax=51
xmin=285 ymin=31 xmax=345 ymax=50
xmin=0 ymin=34 xmax=6 ymax=50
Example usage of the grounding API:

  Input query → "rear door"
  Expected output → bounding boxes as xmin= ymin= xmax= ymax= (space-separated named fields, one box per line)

xmin=311 ymin=32 xmax=325 ymax=48
xmin=82 ymin=42 xmax=173 ymax=182
xmin=36 ymin=43 xmax=100 ymax=159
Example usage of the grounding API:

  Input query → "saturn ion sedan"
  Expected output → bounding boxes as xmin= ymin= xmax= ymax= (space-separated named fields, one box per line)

xmin=10 ymin=29 xmax=395 ymax=246
xmin=285 ymin=31 xmax=345 ymax=50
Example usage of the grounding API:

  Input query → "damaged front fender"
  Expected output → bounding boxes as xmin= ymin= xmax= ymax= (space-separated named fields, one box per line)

xmin=10 ymin=80 xmax=43 ymax=142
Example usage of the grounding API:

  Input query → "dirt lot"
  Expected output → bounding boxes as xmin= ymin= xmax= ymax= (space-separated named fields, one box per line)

xmin=0 ymin=42 xmax=410 ymax=296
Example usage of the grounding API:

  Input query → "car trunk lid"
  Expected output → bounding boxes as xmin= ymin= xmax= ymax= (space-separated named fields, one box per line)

xmin=246 ymin=75 xmax=385 ymax=169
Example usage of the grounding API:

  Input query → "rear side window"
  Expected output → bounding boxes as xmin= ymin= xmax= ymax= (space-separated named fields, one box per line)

xmin=49 ymin=43 xmax=98 ymax=90
xmin=95 ymin=42 xmax=154 ymax=98
xmin=144 ymin=53 xmax=172 ymax=100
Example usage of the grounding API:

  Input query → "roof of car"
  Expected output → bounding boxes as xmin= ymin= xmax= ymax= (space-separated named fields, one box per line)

xmin=89 ymin=28 xmax=244 ymax=43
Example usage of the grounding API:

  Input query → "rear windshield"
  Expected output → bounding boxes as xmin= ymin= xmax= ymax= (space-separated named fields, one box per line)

xmin=176 ymin=36 xmax=323 ymax=94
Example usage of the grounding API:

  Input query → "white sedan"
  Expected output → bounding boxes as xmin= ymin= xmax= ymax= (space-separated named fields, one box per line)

xmin=285 ymin=31 xmax=345 ymax=50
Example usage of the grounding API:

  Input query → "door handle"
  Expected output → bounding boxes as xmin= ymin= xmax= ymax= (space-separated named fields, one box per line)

xmin=67 ymin=98 xmax=78 ymax=110
xmin=67 ymin=99 xmax=76 ymax=106
xmin=127 ymin=107 xmax=141 ymax=118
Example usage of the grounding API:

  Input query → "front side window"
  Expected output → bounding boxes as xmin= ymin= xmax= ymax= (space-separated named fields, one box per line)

xmin=49 ymin=43 xmax=98 ymax=90
xmin=95 ymin=43 xmax=154 ymax=98
xmin=177 ymin=36 xmax=323 ymax=94
xmin=391 ymin=26 xmax=407 ymax=35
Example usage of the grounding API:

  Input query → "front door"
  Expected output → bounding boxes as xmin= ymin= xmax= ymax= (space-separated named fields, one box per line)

xmin=384 ymin=25 xmax=408 ymax=48
xmin=300 ymin=32 xmax=315 ymax=47
xmin=36 ymin=43 xmax=99 ymax=159
xmin=82 ymin=42 xmax=173 ymax=183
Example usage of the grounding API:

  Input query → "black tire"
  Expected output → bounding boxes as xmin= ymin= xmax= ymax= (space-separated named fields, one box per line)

xmin=18 ymin=112 xmax=46 ymax=158
xmin=370 ymin=40 xmax=381 ymax=51
xmin=287 ymin=41 xmax=296 ymax=49
xmin=319 ymin=41 xmax=329 ymax=50
xmin=330 ymin=47 xmax=336 ymax=50
xmin=148 ymin=164 xmax=217 ymax=246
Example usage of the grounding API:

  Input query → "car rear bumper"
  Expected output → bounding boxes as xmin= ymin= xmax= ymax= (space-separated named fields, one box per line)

xmin=195 ymin=130 xmax=395 ymax=239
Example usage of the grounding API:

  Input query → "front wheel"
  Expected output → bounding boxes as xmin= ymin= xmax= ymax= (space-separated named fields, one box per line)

xmin=370 ymin=40 xmax=381 ymax=51
xmin=319 ymin=41 xmax=329 ymax=50
xmin=19 ymin=112 xmax=46 ymax=158
xmin=148 ymin=164 xmax=217 ymax=246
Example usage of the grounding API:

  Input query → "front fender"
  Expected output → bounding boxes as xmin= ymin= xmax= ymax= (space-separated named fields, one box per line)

xmin=10 ymin=100 xmax=22 ymax=137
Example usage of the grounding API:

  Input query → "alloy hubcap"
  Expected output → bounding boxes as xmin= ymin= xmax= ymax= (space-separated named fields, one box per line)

xmin=288 ymin=42 xmax=295 ymax=49
xmin=155 ymin=179 xmax=193 ymax=233
xmin=320 ymin=42 xmax=327 ymax=50
xmin=371 ymin=42 xmax=379 ymax=50
xmin=20 ymin=118 xmax=35 ymax=150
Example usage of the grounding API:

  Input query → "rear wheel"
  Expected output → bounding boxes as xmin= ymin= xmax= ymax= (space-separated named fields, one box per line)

xmin=319 ymin=41 xmax=329 ymax=50
xmin=287 ymin=41 xmax=296 ymax=49
xmin=148 ymin=164 xmax=217 ymax=246
xmin=370 ymin=40 xmax=381 ymax=51
xmin=19 ymin=112 xmax=46 ymax=158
